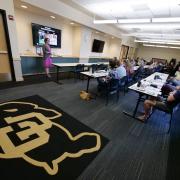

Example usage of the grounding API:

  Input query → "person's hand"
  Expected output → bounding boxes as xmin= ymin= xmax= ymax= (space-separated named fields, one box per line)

xmin=176 ymin=86 xmax=180 ymax=90
xmin=168 ymin=76 xmax=173 ymax=80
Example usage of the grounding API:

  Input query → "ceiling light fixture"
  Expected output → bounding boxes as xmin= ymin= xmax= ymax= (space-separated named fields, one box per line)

xmin=135 ymin=39 xmax=180 ymax=45
xmin=50 ymin=16 xmax=55 ymax=19
xmin=93 ymin=19 xmax=118 ymax=24
xmin=118 ymin=18 xmax=151 ymax=24
xmin=134 ymin=40 xmax=149 ymax=43
xmin=70 ymin=22 xmax=75 ymax=25
xmin=152 ymin=17 xmax=180 ymax=23
xmin=143 ymin=44 xmax=180 ymax=49
xmin=21 ymin=5 xmax=28 ymax=9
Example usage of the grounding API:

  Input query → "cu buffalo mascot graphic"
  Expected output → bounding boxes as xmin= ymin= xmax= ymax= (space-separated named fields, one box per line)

xmin=0 ymin=101 xmax=101 ymax=175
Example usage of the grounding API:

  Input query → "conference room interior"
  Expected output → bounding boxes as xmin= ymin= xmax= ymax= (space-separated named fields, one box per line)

xmin=0 ymin=0 xmax=180 ymax=180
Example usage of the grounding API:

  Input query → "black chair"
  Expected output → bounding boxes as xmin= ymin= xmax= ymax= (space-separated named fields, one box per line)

xmin=91 ymin=64 xmax=98 ymax=73
xmin=133 ymin=66 xmax=146 ymax=82
xmin=97 ymin=64 xmax=108 ymax=71
xmin=73 ymin=64 xmax=84 ymax=80
xmin=119 ymin=76 xmax=128 ymax=95
xmin=154 ymin=65 xmax=163 ymax=72
xmin=149 ymin=103 xmax=179 ymax=133
xmin=105 ymin=79 xmax=120 ymax=105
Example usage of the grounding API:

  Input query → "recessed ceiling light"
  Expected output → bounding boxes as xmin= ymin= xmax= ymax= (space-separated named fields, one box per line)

xmin=50 ymin=16 xmax=55 ymax=19
xmin=112 ymin=37 xmax=114 ymax=39
xmin=70 ymin=22 xmax=75 ymax=25
xmin=93 ymin=19 xmax=117 ymax=24
xmin=118 ymin=18 xmax=151 ymax=24
xmin=21 ymin=5 xmax=28 ymax=9
xmin=152 ymin=17 xmax=180 ymax=23
xmin=95 ymin=31 xmax=99 ymax=33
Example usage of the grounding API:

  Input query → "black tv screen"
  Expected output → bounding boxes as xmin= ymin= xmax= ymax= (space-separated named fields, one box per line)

xmin=92 ymin=39 xmax=105 ymax=53
xmin=31 ymin=23 xmax=61 ymax=48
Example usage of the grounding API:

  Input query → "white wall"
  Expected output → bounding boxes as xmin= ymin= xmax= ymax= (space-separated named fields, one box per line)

xmin=137 ymin=45 xmax=180 ymax=62
xmin=72 ymin=26 xmax=81 ymax=57
xmin=22 ymin=0 xmax=123 ymax=38
xmin=89 ymin=32 xmax=121 ymax=58
xmin=15 ymin=8 xmax=122 ymax=60
xmin=15 ymin=8 xmax=74 ymax=56
xmin=0 ymin=0 xmax=23 ymax=81
xmin=109 ymin=38 xmax=122 ymax=58
xmin=79 ymin=27 xmax=92 ymax=62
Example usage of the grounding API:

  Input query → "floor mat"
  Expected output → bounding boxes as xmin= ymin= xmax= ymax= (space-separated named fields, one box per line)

xmin=0 ymin=95 xmax=108 ymax=180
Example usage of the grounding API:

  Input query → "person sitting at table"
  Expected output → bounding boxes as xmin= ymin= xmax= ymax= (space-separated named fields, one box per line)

xmin=138 ymin=88 xmax=180 ymax=122
xmin=135 ymin=57 xmax=139 ymax=66
xmin=166 ymin=58 xmax=176 ymax=76
xmin=97 ymin=59 xmax=119 ymax=91
xmin=116 ymin=60 xmax=127 ymax=78
xmin=130 ymin=58 xmax=136 ymax=67
xmin=138 ymin=58 xmax=145 ymax=66
xmin=170 ymin=65 xmax=180 ymax=86
xmin=161 ymin=84 xmax=179 ymax=96
xmin=167 ymin=65 xmax=180 ymax=86
xmin=123 ymin=59 xmax=133 ymax=77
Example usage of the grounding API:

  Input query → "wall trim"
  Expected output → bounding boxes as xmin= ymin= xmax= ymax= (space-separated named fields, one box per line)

xmin=0 ymin=9 xmax=16 ymax=81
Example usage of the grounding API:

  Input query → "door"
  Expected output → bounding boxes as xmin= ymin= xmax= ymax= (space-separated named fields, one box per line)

xmin=119 ymin=45 xmax=129 ymax=61
xmin=0 ymin=12 xmax=12 ymax=82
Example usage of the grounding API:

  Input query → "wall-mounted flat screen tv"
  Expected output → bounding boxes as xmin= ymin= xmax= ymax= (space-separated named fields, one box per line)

xmin=92 ymin=39 xmax=105 ymax=53
xmin=31 ymin=23 xmax=61 ymax=48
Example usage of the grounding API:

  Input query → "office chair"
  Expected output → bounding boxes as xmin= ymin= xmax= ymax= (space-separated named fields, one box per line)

xmin=150 ymin=104 xmax=178 ymax=133
xmin=73 ymin=64 xmax=84 ymax=80
xmin=105 ymin=78 xmax=120 ymax=105
xmin=119 ymin=76 xmax=128 ymax=95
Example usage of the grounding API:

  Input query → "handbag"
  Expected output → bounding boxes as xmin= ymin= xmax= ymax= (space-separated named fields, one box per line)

xmin=80 ymin=91 xmax=92 ymax=101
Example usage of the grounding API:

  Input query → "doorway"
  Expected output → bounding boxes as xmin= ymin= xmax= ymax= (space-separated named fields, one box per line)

xmin=0 ymin=9 xmax=15 ymax=82
xmin=119 ymin=45 xmax=129 ymax=61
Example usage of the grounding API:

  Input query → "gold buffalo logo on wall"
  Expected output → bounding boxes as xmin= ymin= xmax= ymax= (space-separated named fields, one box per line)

xmin=0 ymin=101 xmax=101 ymax=175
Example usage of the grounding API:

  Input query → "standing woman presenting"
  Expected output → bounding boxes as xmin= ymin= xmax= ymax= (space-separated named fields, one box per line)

xmin=42 ymin=38 xmax=53 ymax=78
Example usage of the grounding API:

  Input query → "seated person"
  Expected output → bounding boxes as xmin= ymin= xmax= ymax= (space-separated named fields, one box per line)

xmin=171 ymin=66 xmax=180 ymax=86
xmin=123 ymin=59 xmax=133 ymax=77
xmin=166 ymin=58 xmax=176 ymax=76
xmin=138 ymin=58 xmax=145 ymax=66
xmin=161 ymin=84 xmax=179 ymax=96
xmin=97 ymin=60 xmax=119 ymax=90
xmin=130 ymin=58 xmax=136 ymax=67
xmin=138 ymin=88 xmax=180 ymax=122
xmin=116 ymin=60 xmax=127 ymax=78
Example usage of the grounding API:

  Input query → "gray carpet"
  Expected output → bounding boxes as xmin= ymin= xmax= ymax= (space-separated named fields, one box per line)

xmin=0 ymin=79 xmax=172 ymax=180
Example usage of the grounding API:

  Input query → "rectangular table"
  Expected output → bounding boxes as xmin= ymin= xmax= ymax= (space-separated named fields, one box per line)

xmin=123 ymin=72 xmax=169 ymax=119
xmin=81 ymin=71 xmax=108 ymax=92
xmin=133 ymin=65 xmax=150 ymax=71
xmin=52 ymin=62 xmax=109 ymax=83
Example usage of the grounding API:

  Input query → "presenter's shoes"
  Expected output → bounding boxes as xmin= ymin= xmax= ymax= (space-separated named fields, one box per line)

xmin=47 ymin=74 xmax=51 ymax=78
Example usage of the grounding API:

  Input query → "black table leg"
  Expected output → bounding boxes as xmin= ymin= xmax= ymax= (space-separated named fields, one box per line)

xmin=123 ymin=93 xmax=143 ymax=119
xmin=86 ymin=77 xmax=91 ymax=92
xmin=56 ymin=66 xmax=63 ymax=84
xmin=56 ymin=66 xmax=59 ymax=82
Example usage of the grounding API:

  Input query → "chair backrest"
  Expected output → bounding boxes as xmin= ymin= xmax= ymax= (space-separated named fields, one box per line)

xmin=98 ymin=64 xmax=108 ymax=71
xmin=91 ymin=64 xmax=98 ymax=73
xmin=154 ymin=65 xmax=163 ymax=72
xmin=119 ymin=76 xmax=127 ymax=86
xmin=76 ymin=64 xmax=84 ymax=71
xmin=108 ymin=78 xmax=119 ymax=91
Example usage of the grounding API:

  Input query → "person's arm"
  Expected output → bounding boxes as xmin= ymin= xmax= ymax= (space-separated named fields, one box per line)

xmin=167 ymin=90 xmax=178 ymax=102
xmin=44 ymin=45 xmax=51 ymax=55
